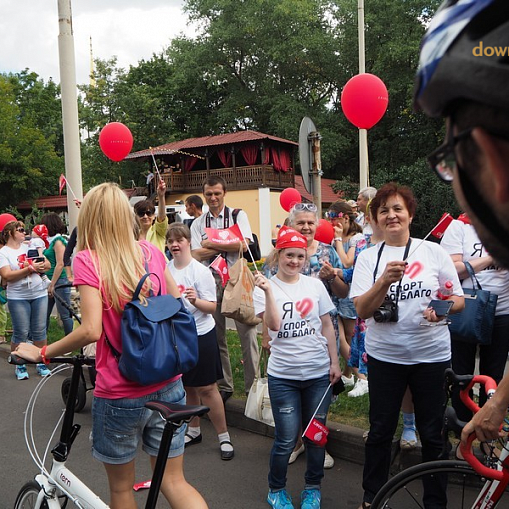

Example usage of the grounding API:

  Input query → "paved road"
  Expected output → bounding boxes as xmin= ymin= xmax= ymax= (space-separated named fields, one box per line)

xmin=1 ymin=354 xmax=364 ymax=509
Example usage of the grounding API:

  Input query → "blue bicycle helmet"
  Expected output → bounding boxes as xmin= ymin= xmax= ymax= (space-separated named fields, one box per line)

xmin=415 ymin=0 xmax=509 ymax=117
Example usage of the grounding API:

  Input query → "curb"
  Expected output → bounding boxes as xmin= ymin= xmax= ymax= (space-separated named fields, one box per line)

xmin=222 ymin=396 xmax=423 ymax=472
xmin=1 ymin=343 xmax=422 ymax=471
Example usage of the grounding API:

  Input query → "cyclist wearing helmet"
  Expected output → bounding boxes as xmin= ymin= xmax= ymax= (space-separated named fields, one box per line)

xmin=414 ymin=0 xmax=509 ymax=447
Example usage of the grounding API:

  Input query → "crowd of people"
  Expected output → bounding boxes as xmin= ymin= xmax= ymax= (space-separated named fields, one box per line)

xmin=4 ymin=2 xmax=509 ymax=507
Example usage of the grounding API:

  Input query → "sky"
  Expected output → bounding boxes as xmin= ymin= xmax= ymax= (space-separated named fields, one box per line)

xmin=0 ymin=0 xmax=197 ymax=85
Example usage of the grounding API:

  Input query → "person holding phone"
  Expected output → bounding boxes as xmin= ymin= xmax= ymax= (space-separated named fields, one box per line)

xmin=350 ymin=183 xmax=464 ymax=509
xmin=0 ymin=220 xmax=51 ymax=380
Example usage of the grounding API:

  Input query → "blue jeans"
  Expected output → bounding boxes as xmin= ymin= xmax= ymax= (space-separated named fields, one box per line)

xmin=363 ymin=356 xmax=449 ymax=506
xmin=92 ymin=378 xmax=186 ymax=464
xmin=47 ymin=278 xmax=73 ymax=336
xmin=9 ymin=295 xmax=48 ymax=344
xmin=268 ymin=373 xmax=331 ymax=491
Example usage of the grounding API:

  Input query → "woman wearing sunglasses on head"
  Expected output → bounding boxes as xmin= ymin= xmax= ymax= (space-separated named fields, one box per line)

xmin=0 ymin=220 xmax=51 ymax=380
xmin=133 ymin=177 xmax=168 ymax=254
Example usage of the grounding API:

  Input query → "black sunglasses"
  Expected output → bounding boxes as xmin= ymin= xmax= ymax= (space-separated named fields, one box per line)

xmin=16 ymin=227 xmax=26 ymax=233
xmin=136 ymin=209 xmax=155 ymax=218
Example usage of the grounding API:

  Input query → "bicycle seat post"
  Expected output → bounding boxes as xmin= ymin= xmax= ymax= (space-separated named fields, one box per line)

xmin=144 ymin=419 xmax=178 ymax=509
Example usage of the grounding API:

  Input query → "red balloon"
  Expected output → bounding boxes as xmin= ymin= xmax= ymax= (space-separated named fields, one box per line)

xmin=315 ymin=219 xmax=334 ymax=244
xmin=99 ymin=122 xmax=134 ymax=162
xmin=0 ymin=213 xmax=17 ymax=232
xmin=279 ymin=188 xmax=302 ymax=212
xmin=341 ymin=73 xmax=389 ymax=129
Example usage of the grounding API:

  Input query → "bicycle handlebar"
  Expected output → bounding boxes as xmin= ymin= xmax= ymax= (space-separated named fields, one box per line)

xmin=8 ymin=353 xmax=95 ymax=367
xmin=460 ymin=432 xmax=505 ymax=482
xmin=447 ymin=370 xmax=504 ymax=481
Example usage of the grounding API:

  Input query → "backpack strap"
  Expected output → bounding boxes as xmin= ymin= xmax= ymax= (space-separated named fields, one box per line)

xmin=232 ymin=208 xmax=241 ymax=224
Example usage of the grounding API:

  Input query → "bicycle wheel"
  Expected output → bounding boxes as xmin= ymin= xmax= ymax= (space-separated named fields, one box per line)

xmin=61 ymin=376 xmax=87 ymax=413
xmin=371 ymin=460 xmax=499 ymax=509
xmin=14 ymin=480 xmax=48 ymax=509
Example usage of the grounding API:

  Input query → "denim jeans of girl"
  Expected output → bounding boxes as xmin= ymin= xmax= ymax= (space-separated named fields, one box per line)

xmin=267 ymin=374 xmax=331 ymax=491
xmin=9 ymin=295 xmax=48 ymax=344
xmin=46 ymin=278 xmax=73 ymax=336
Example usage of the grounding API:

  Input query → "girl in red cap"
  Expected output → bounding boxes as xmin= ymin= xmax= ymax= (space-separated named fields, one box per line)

xmin=253 ymin=226 xmax=341 ymax=509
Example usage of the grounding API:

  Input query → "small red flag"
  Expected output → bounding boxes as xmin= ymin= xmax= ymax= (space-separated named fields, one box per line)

xmin=205 ymin=223 xmax=244 ymax=245
xmin=133 ymin=480 xmax=151 ymax=491
xmin=303 ymin=418 xmax=329 ymax=446
xmin=431 ymin=213 xmax=453 ymax=239
xmin=59 ymin=174 xmax=67 ymax=195
xmin=210 ymin=256 xmax=230 ymax=287
xmin=457 ymin=213 xmax=471 ymax=225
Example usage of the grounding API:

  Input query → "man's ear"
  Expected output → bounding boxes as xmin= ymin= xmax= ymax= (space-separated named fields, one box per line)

xmin=472 ymin=128 xmax=509 ymax=203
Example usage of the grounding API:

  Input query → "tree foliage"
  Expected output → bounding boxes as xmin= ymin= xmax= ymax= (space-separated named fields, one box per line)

xmin=0 ymin=73 xmax=62 ymax=211
xmin=0 ymin=0 xmax=456 ymax=237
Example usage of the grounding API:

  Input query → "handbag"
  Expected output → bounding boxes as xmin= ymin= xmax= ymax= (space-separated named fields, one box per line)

xmin=244 ymin=352 xmax=274 ymax=427
xmin=106 ymin=272 xmax=199 ymax=386
xmin=221 ymin=247 xmax=262 ymax=325
xmin=448 ymin=261 xmax=498 ymax=345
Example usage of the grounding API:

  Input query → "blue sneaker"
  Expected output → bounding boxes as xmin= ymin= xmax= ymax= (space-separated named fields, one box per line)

xmin=36 ymin=363 xmax=51 ymax=377
xmin=300 ymin=489 xmax=321 ymax=509
xmin=15 ymin=365 xmax=29 ymax=380
xmin=267 ymin=489 xmax=294 ymax=508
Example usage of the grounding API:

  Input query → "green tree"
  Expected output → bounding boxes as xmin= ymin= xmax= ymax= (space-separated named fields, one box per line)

xmin=0 ymin=74 xmax=62 ymax=211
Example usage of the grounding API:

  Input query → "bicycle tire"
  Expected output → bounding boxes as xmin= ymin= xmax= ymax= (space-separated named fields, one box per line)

xmin=61 ymin=376 xmax=87 ymax=413
xmin=371 ymin=460 xmax=500 ymax=509
xmin=14 ymin=480 xmax=49 ymax=509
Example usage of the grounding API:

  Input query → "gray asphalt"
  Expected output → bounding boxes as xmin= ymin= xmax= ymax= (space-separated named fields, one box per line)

xmin=0 ymin=351 xmax=365 ymax=509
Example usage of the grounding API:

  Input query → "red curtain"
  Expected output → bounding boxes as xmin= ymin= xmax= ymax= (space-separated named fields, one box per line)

xmin=184 ymin=157 xmax=197 ymax=172
xmin=278 ymin=148 xmax=291 ymax=173
xmin=263 ymin=147 xmax=270 ymax=165
xmin=240 ymin=144 xmax=258 ymax=165
xmin=217 ymin=149 xmax=232 ymax=168
xmin=271 ymin=147 xmax=282 ymax=171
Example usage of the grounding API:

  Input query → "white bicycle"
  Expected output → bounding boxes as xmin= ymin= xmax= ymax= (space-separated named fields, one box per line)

xmin=10 ymin=354 xmax=208 ymax=509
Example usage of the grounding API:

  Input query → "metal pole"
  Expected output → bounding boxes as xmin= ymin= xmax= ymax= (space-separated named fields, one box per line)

xmin=58 ymin=0 xmax=83 ymax=231
xmin=358 ymin=0 xmax=369 ymax=189
xmin=310 ymin=132 xmax=322 ymax=218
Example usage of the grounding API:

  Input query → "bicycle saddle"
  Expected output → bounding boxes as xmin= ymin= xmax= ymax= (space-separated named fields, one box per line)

xmin=145 ymin=401 xmax=209 ymax=423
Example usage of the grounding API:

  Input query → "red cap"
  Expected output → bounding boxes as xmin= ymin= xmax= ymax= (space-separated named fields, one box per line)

xmin=0 ymin=213 xmax=17 ymax=233
xmin=275 ymin=226 xmax=307 ymax=250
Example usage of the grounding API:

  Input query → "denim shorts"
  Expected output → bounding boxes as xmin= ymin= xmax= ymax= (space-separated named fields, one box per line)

xmin=91 ymin=378 xmax=186 ymax=464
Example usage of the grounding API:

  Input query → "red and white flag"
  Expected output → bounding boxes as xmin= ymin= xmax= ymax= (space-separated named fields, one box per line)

xmin=210 ymin=256 xmax=230 ymax=287
xmin=205 ymin=223 xmax=244 ymax=245
xmin=303 ymin=418 xmax=329 ymax=446
xmin=430 ymin=212 xmax=453 ymax=239
xmin=59 ymin=174 xmax=67 ymax=195
xmin=457 ymin=213 xmax=471 ymax=225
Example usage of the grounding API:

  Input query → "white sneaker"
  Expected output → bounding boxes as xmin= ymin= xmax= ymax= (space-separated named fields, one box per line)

xmin=324 ymin=451 xmax=335 ymax=469
xmin=348 ymin=378 xmax=369 ymax=397
xmin=288 ymin=443 xmax=305 ymax=464
xmin=341 ymin=375 xmax=355 ymax=387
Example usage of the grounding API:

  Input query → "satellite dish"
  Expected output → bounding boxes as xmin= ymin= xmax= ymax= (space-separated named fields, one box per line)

xmin=299 ymin=117 xmax=317 ymax=194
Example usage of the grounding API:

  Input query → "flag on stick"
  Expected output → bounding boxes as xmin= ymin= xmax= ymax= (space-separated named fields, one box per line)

xmin=430 ymin=212 xmax=454 ymax=239
xmin=205 ymin=224 xmax=243 ymax=245
xmin=210 ymin=255 xmax=230 ymax=286
xmin=302 ymin=384 xmax=332 ymax=446
xmin=59 ymin=174 xmax=67 ymax=195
